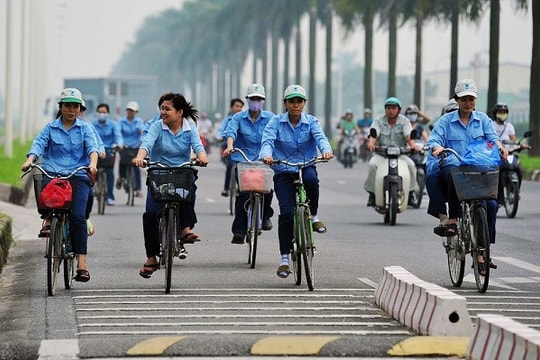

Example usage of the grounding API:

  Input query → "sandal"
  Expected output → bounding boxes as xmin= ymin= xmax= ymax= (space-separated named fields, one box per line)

xmin=180 ymin=232 xmax=200 ymax=244
xmin=312 ymin=221 xmax=327 ymax=234
xmin=433 ymin=223 xmax=457 ymax=237
xmin=74 ymin=269 xmax=90 ymax=282
xmin=477 ymin=262 xmax=487 ymax=276
xmin=277 ymin=264 xmax=290 ymax=278
xmin=139 ymin=263 xmax=160 ymax=279
xmin=39 ymin=225 xmax=51 ymax=238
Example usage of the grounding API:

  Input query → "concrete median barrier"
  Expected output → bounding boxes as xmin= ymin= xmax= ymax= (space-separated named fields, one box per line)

xmin=467 ymin=313 xmax=540 ymax=360
xmin=374 ymin=266 xmax=472 ymax=336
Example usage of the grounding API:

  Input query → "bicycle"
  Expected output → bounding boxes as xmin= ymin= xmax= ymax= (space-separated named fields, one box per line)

xmin=95 ymin=147 xmax=117 ymax=215
xmin=271 ymin=157 xmax=328 ymax=291
xmin=23 ymin=163 xmax=91 ymax=296
xmin=120 ymin=148 xmax=138 ymax=206
xmin=440 ymin=148 xmax=499 ymax=293
xmin=232 ymin=148 xmax=274 ymax=268
xmin=228 ymin=163 xmax=238 ymax=216
xmin=145 ymin=159 xmax=204 ymax=293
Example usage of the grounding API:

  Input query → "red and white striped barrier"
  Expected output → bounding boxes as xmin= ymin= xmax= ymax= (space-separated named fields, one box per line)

xmin=374 ymin=266 xmax=472 ymax=336
xmin=467 ymin=314 xmax=540 ymax=360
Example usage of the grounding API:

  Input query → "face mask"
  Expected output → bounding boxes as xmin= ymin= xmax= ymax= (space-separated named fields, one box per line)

xmin=496 ymin=113 xmax=508 ymax=122
xmin=247 ymin=99 xmax=264 ymax=113
xmin=97 ymin=113 xmax=107 ymax=122
xmin=406 ymin=113 xmax=418 ymax=122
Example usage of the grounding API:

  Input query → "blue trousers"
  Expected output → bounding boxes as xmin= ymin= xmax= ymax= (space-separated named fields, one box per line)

xmin=273 ymin=166 xmax=319 ymax=255
xmin=426 ymin=165 xmax=498 ymax=244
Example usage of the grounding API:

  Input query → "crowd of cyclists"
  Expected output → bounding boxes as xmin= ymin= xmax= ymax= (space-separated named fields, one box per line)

xmin=22 ymin=78 xmax=527 ymax=284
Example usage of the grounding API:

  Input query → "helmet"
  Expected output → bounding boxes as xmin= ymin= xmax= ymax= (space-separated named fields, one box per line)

xmin=384 ymin=97 xmax=402 ymax=109
xmin=405 ymin=104 xmax=419 ymax=114
xmin=345 ymin=108 xmax=353 ymax=115
xmin=441 ymin=98 xmax=459 ymax=115
xmin=492 ymin=103 xmax=509 ymax=115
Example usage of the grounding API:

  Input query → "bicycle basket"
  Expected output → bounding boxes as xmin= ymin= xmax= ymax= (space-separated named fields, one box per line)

xmin=147 ymin=167 xmax=194 ymax=203
xmin=97 ymin=149 xmax=116 ymax=168
xmin=451 ymin=165 xmax=499 ymax=201
xmin=237 ymin=162 xmax=274 ymax=193
xmin=34 ymin=174 xmax=73 ymax=211
xmin=119 ymin=148 xmax=138 ymax=165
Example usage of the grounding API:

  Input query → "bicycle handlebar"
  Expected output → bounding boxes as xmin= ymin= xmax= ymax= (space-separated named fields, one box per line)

xmin=438 ymin=148 xmax=462 ymax=161
xmin=272 ymin=157 xmax=328 ymax=168
xmin=230 ymin=148 xmax=258 ymax=163
xmin=21 ymin=163 xmax=91 ymax=180
xmin=142 ymin=158 xmax=205 ymax=168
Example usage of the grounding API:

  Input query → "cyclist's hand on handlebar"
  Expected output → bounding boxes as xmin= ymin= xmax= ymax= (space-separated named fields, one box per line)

xmin=88 ymin=164 xmax=98 ymax=175
xmin=21 ymin=160 xmax=33 ymax=172
xmin=133 ymin=158 xmax=146 ymax=168
xmin=431 ymin=145 xmax=444 ymax=157
xmin=196 ymin=153 xmax=209 ymax=166
xmin=499 ymin=145 xmax=508 ymax=161
xmin=262 ymin=156 xmax=274 ymax=165
xmin=222 ymin=146 xmax=233 ymax=157
xmin=321 ymin=152 xmax=334 ymax=160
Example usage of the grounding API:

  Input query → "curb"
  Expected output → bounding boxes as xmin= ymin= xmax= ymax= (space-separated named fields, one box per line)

xmin=374 ymin=266 xmax=472 ymax=336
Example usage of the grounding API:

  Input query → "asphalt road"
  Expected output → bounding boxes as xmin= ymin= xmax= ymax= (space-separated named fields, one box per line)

xmin=0 ymin=149 xmax=539 ymax=359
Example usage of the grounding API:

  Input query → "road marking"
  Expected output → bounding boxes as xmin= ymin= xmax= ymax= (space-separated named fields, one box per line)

xmin=251 ymin=336 xmax=339 ymax=355
xmin=357 ymin=277 xmax=378 ymax=288
xmin=493 ymin=256 xmax=540 ymax=274
xmin=388 ymin=336 xmax=468 ymax=357
xmin=38 ymin=339 xmax=78 ymax=360
xmin=126 ymin=336 xmax=186 ymax=356
xmin=462 ymin=274 xmax=518 ymax=290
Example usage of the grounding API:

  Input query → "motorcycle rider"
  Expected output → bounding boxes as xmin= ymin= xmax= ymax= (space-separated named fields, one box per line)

xmin=492 ymin=103 xmax=528 ymax=203
xmin=357 ymin=108 xmax=373 ymax=161
xmin=405 ymin=105 xmax=428 ymax=141
xmin=336 ymin=109 xmax=360 ymax=161
xmin=364 ymin=97 xmax=418 ymax=206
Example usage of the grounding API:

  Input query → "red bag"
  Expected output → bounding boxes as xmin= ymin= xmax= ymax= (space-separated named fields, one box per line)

xmin=38 ymin=179 xmax=73 ymax=210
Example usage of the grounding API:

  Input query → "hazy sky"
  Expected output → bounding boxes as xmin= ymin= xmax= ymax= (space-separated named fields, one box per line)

xmin=0 ymin=0 xmax=533 ymax=99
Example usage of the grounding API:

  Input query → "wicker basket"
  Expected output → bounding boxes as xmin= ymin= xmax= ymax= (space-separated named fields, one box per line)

xmin=33 ymin=174 xmax=74 ymax=212
xmin=147 ymin=167 xmax=194 ymax=203
xmin=119 ymin=148 xmax=138 ymax=165
xmin=237 ymin=162 xmax=274 ymax=193
xmin=451 ymin=165 xmax=499 ymax=201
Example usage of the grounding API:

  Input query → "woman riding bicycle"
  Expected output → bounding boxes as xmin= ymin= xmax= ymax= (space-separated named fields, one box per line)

xmin=21 ymin=88 xmax=99 ymax=283
xmin=133 ymin=93 xmax=208 ymax=279
xmin=426 ymin=79 xmax=507 ymax=270
xmin=259 ymin=85 xmax=333 ymax=279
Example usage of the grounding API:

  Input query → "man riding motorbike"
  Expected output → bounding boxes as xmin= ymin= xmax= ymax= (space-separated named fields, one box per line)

xmin=336 ymin=109 xmax=360 ymax=164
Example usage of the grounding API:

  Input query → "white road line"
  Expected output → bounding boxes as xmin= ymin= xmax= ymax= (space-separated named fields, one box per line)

xmin=462 ymin=274 xmax=518 ymax=290
xmin=38 ymin=339 xmax=78 ymax=360
xmin=356 ymin=278 xmax=378 ymax=288
xmin=493 ymin=256 xmax=540 ymax=274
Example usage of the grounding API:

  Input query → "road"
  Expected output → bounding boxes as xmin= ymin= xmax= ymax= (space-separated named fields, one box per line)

xmin=0 ymin=149 xmax=539 ymax=359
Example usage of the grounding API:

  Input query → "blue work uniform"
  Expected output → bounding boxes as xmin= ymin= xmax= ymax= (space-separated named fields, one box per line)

xmin=118 ymin=115 xmax=144 ymax=191
xmin=92 ymin=118 xmax=123 ymax=202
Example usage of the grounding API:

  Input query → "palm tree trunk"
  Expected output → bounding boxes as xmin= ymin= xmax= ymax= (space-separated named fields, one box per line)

xmin=324 ymin=4 xmax=333 ymax=136
xmin=487 ymin=0 xmax=500 ymax=114
xmin=364 ymin=12 xmax=374 ymax=110
xmin=308 ymin=6 xmax=317 ymax=113
xmin=414 ymin=16 xmax=423 ymax=107
xmin=530 ymin=0 xmax=540 ymax=155
xmin=387 ymin=10 xmax=397 ymax=97
xmin=449 ymin=0 xmax=459 ymax=98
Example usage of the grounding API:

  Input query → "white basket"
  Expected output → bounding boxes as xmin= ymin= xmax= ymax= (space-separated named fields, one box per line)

xmin=237 ymin=162 xmax=274 ymax=193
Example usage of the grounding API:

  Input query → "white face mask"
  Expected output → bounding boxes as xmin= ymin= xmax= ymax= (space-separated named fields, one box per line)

xmin=247 ymin=99 xmax=264 ymax=113
xmin=97 ymin=113 xmax=108 ymax=121
xmin=496 ymin=113 xmax=508 ymax=122
xmin=406 ymin=113 xmax=418 ymax=122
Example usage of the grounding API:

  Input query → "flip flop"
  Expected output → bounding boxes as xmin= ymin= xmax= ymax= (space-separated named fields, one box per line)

xmin=74 ymin=269 xmax=90 ymax=282
xmin=139 ymin=263 xmax=160 ymax=279
xmin=277 ymin=264 xmax=290 ymax=278
xmin=433 ymin=223 xmax=457 ymax=237
xmin=180 ymin=232 xmax=200 ymax=244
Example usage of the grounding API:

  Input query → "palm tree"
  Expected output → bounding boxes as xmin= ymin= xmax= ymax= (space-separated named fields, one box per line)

xmin=530 ymin=0 xmax=540 ymax=155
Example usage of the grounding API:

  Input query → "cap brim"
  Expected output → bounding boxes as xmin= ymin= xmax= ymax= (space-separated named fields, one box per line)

xmin=59 ymin=97 xmax=83 ymax=104
xmin=284 ymin=93 xmax=307 ymax=100
xmin=456 ymin=91 xmax=477 ymax=98
xmin=126 ymin=107 xmax=138 ymax=111
xmin=247 ymin=93 xmax=265 ymax=99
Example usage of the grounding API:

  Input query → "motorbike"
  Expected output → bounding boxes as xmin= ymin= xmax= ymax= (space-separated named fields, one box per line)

xmin=359 ymin=127 xmax=371 ymax=162
xmin=499 ymin=130 xmax=532 ymax=218
xmin=370 ymin=129 xmax=412 ymax=226
xmin=339 ymin=129 xmax=359 ymax=168
xmin=408 ymin=139 xmax=428 ymax=209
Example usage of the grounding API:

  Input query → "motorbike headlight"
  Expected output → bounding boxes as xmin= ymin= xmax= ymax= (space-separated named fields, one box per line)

xmin=389 ymin=158 xmax=398 ymax=168
xmin=387 ymin=146 xmax=401 ymax=156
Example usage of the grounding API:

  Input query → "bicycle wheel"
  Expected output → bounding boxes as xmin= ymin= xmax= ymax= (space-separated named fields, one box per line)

xmin=47 ymin=217 xmax=62 ymax=296
xmin=292 ymin=210 xmax=302 ymax=286
xmin=126 ymin=167 xmax=135 ymax=206
xmin=503 ymin=181 xmax=519 ymax=218
xmin=247 ymin=195 xmax=261 ymax=269
xmin=96 ymin=170 xmax=107 ymax=215
xmin=446 ymin=219 xmax=465 ymax=287
xmin=229 ymin=166 xmax=237 ymax=216
xmin=164 ymin=207 xmax=176 ymax=294
xmin=470 ymin=205 xmax=490 ymax=293
xmin=300 ymin=206 xmax=314 ymax=291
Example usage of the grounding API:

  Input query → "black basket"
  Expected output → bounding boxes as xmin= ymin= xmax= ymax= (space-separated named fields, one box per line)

xmin=451 ymin=165 xmax=499 ymax=202
xmin=119 ymin=148 xmax=138 ymax=165
xmin=147 ymin=167 xmax=194 ymax=203
xmin=97 ymin=149 xmax=116 ymax=168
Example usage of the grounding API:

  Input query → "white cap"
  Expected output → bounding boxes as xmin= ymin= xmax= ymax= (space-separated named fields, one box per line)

xmin=454 ymin=79 xmax=478 ymax=98
xmin=59 ymin=88 xmax=84 ymax=105
xmin=126 ymin=101 xmax=139 ymax=111
xmin=283 ymin=84 xmax=307 ymax=100
xmin=246 ymin=84 xmax=265 ymax=99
